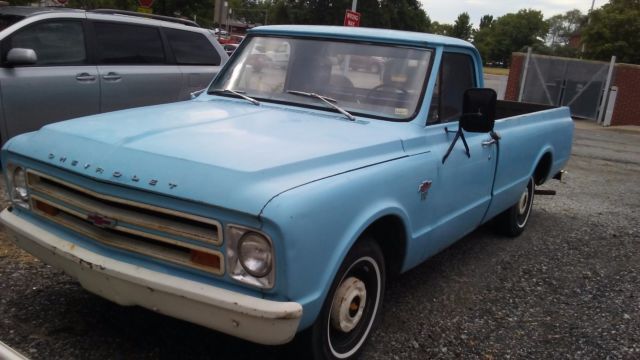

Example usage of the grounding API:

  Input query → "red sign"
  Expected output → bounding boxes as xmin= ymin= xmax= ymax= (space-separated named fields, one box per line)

xmin=55 ymin=0 xmax=68 ymax=5
xmin=344 ymin=10 xmax=361 ymax=27
xmin=138 ymin=0 xmax=155 ymax=8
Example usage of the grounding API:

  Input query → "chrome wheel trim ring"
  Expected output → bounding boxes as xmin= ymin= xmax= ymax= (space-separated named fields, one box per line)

xmin=516 ymin=179 xmax=534 ymax=228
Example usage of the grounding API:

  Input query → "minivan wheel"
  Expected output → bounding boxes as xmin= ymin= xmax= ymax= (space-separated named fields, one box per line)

xmin=307 ymin=238 xmax=385 ymax=359
xmin=496 ymin=176 xmax=535 ymax=237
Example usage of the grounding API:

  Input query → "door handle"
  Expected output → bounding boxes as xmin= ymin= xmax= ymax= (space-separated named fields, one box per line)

xmin=75 ymin=73 xmax=96 ymax=81
xmin=482 ymin=139 xmax=497 ymax=147
xmin=102 ymin=72 xmax=121 ymax=81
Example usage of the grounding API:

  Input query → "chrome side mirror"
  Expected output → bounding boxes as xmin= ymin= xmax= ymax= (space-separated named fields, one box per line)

xmin=6 ymin=48 xmax=37 ymax=66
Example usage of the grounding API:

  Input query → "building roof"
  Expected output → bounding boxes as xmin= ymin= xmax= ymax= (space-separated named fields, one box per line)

xmin=249 ymin=25 xmax=473 ymax=48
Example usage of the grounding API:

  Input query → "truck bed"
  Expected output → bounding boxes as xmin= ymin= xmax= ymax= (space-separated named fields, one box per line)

xmin=496 ymin=100 xmax=556 ymax=120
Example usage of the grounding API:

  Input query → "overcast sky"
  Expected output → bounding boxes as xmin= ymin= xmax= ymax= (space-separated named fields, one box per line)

xmin=419 ymin=0 xmax=609 ymax=24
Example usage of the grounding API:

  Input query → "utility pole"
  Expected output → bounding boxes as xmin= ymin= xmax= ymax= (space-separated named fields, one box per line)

xmin=351 ymin=0 xmax=357 ymax=11
xmin=581 ymin=0 xmax=596 ymax=54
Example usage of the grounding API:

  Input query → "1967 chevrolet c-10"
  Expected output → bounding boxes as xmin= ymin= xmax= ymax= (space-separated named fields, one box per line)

xmin=1 ymin=26 xmax=573 ymax=359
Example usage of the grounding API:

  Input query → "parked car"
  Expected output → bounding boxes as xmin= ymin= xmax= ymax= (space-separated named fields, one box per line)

xmin=223 ymin=43 xmax=238 ymax=56
xmin=1 ymin=25 xmax=573 ymax=359
xmin=213 ymin=27 xmax=228 ymax=36
xmin=264 ymin=40 xmax=290 ymax=68
xmin=347 ymin=55 xmax=386 ymax=73
xmin=0 ymin=7 xmax=229 ymax=145
xmin=230 ymin=34 xmax=245 ymax=44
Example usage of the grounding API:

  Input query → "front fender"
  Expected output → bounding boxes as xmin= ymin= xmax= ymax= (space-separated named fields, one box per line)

xmin=259 ymin=162 xmax=416 ymax=330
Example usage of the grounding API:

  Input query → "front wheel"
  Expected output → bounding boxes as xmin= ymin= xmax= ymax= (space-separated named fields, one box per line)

xmin=307 ymin=238 xmax=385 ymax=359
xmin=495 ymin=176 xmax=535 ymax=237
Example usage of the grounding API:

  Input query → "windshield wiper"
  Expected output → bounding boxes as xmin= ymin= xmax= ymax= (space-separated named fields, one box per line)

xmin=208 ymin=88 xmax=260 ymax=106
xmin=287 ymin=90 xmax=355 ymax=121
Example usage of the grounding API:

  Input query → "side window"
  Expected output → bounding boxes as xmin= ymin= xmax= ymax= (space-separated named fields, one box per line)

xmin=428 ymin=52 xmax=475 ymax=124
xmin=4 ymin=20 xmax=86 ymax=66
xmin=164 ymin=28 xmax=221 ymax=65
xmin=94 ymin=22 xmax=165 ymax=64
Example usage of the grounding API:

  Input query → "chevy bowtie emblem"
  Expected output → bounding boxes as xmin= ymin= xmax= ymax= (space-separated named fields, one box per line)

xmin=418 ymin=180 xmax=432 ymax=201
xmin=87 ymin=213 xmax=118 ymax=229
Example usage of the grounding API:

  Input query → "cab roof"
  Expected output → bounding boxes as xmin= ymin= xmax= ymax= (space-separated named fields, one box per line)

xmin=249 ymin=25 xmax=474 ymax=49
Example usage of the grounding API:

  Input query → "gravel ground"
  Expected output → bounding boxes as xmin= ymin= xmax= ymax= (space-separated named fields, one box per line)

xmin=1 ymin=121 xmax=639 ymax=359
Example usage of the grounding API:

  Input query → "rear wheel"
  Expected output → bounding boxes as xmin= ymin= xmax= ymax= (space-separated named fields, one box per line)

xmin=495 ymin=176 xmax=535 ymax=237
xmin=307 ymin=238 xmax=385 ymax=360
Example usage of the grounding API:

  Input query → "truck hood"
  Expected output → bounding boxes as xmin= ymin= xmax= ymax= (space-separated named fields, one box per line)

xmin=7 ymin=98 xmax=407 ymax=215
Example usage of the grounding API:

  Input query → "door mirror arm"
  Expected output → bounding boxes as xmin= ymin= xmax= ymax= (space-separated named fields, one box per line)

xmin=442 ymin=126 xmax=470 ymax=164
xmin=442 ymin=88 xmax=498 ymax=164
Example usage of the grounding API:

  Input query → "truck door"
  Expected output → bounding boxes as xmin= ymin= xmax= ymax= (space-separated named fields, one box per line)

xmin=425 ymin=51 xmax=497 ymax=250
xmin=0 ymin=18 xmax=99 ymax=144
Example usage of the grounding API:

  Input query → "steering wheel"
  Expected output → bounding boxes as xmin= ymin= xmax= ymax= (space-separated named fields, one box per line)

xmin=365 ymin=84 xmax=408 ymax=101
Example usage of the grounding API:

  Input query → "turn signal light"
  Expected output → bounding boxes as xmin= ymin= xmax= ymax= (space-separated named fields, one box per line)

xmin=34 ymin=199 xmax=60 ymax=216
xmin=190 ymin=250 xmax=221 ymax=270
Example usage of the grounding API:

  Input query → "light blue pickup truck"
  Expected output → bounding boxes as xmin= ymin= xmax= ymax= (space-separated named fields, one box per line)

xmin=1 ymin=26 xmax=573 ymax=359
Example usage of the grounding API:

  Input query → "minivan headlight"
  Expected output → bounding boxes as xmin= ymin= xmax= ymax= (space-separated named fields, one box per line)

xmin=7 ymin=164 xmax=30 ymax=209
xmin=226 ymin=225 xmax=275 ymax=289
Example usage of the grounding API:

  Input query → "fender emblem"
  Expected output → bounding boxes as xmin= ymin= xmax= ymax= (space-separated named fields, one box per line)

xmin=418 ymin=180 xmax=432 ymax=201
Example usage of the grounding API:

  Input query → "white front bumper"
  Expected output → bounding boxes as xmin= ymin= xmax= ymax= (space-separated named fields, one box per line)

xmin=1 ymin=208 xmax=302 ymax=345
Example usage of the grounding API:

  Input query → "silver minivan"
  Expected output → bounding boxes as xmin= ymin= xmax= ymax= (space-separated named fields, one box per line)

xmin=0 ymin=7 xmax=229 ymax=145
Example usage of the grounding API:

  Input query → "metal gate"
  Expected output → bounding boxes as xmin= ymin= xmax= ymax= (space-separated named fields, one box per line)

xmin=518 ymin=52 xmax=615 ymax=121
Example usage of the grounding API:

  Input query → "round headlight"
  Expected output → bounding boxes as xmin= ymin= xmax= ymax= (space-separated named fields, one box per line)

xmin=238 ymin=232 xmax=272 ymax=278
xmin=12 ymin=166 xmax=29 ymax=201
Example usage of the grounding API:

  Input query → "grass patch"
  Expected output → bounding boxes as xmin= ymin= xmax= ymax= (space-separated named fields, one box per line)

xmin=484 ymin=67 xmax=510 ymax=76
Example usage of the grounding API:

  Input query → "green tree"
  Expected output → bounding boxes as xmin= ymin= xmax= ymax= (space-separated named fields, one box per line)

xmin=449 ymin=12 xmax=472 ymax=41
xmin=66 ymin=0 xmax=134 ymax=10
xmin=377 ymin=0 xmax=431 ymax=32
xmin=546 ymin=9 xmax=584 ymax=47
xmin=473 ymin=9 xmax=548 ymax=65
xmin=479 ymin=14 xmax=493 ymax=29
xmin=582 ymin=0 xmax=640 ymax=64
xmin=431 ymin=21 xmax=452 ymax=36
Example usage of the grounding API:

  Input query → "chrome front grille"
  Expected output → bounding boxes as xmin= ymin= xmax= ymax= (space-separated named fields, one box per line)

xmin=26 ymin=170 xmax=224 ymax=275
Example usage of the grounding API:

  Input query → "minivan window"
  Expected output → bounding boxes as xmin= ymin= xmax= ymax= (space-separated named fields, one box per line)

xmin=165 ymin=28 xmax=221 ymax=65
xmin=94 ymin=22 xmax=165 ymax=64
xmin=0 ymin=14 xmax=24 ymax=31
xmin=5 ymin=20 xmax=86 ymax=66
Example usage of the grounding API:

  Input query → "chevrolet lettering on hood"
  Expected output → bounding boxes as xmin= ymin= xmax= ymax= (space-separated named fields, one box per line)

xmin=48 ymin=153 xmax=178 ymax=189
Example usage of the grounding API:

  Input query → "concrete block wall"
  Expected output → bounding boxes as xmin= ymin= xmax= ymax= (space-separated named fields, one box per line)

xmin=504 ymin=53 xmax=640 ymax=126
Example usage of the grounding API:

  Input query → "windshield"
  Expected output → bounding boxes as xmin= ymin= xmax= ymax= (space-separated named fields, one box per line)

xmin=209 ymin=36 xmax=433 ymax=121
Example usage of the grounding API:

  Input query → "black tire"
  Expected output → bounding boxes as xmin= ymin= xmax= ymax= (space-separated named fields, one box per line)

xmin=306 ymin=238 xmax=385 ymax=360
xmin=495 ymin=176 xmax=535 ymax=237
